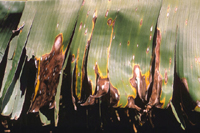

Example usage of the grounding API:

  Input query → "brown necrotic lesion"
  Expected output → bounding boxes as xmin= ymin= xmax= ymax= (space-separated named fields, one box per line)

xmin=147 ymin=28 xmax=163 ymax=109
xmin=29 ymin=33 xmax=64 ymax=113
xmin=81 ymin=63 xmax=120 ymax=107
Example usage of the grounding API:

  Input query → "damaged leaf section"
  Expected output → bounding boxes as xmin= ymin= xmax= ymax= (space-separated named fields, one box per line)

xmin=110 ymin=84 xmax=120 ymax=107
xmin=81 ymin=63 xmax=118 ymax=106
xmin=29 ymin=34 xmax=65 ymax=113
xmin=129 ymin=65 xmax=151 ymax=102
xmin=127 ymin=96 xmax=141 ymax=111
xmin=147 ymin=28 xmax=163 ymax=109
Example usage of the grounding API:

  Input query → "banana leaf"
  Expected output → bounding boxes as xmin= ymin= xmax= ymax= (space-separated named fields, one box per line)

xmin=1 ymin=0 xmax=81 ymax=126
xmin=109 ymin=0 xmax=162 ymax=107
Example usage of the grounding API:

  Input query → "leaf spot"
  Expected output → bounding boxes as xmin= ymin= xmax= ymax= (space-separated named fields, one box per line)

xmin=150 ymin=25 xmax=153 ymax=32
xmin=167 ymin=12 xmax=169 ymax=17
xmin=107 ymin=18 xmax=112 ymax=25
xmin=85 ymin=28 xmax=88 ymax=35
xmin=149 ymin=35 xmax=152 ymax=40
xmin=146 ymin=47 xmax=149 ymax=54
xmin=140 ymin=19 xmax=143 ymax=26
xmin=175 ymin=7 xmax=177 ymax=13
xmin=105 ymin=9 xmax=109 ymax=17
xmin=79 ymin=22 xmax=82 ymax=30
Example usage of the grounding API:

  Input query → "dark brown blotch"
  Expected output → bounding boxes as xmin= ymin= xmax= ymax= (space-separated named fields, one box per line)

xmin=29 ymin=34 xmax=64 ymax=113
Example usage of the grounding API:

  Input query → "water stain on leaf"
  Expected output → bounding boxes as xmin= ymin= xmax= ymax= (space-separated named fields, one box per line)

xmin=29 ymin=33 xmax=65 ymax=113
